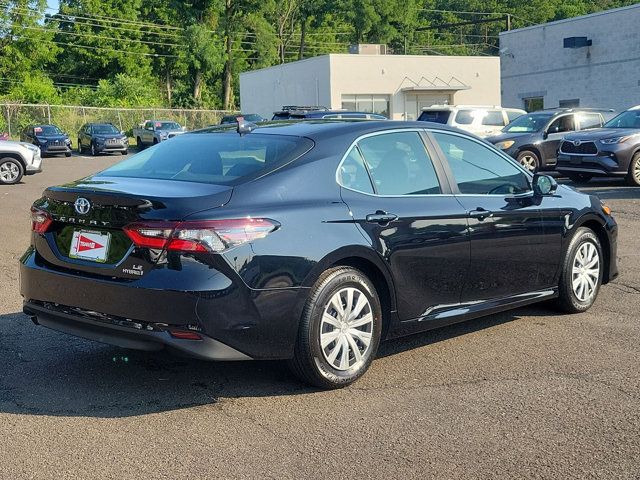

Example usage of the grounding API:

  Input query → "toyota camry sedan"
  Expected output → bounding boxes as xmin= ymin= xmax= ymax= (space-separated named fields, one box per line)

xmin=20 ymin=121 xmax=618 ymax=388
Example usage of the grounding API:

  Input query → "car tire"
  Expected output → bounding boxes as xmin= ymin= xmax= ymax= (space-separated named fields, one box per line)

xmin=153 ymin=138 xmax=158 ymax=145
xmin=568 ymin=173 xmax=593 ymax=184
xmin=121 ymin=150 xmax=128 ymax=156
xmin=77 ymin=140 xmax=83 ymax=154
xmin=90 ymin=142 xmax=97 ymax=156
xmin=65 ymin=151 xmax=72 ymax=157
xmin=554 ymin=227 xmax=603 ymax=313
xmin=626 ymin=153 xmax=640 ymax=186
xmin=136 ymin=137 xmax=144 ymax=150
xmin=288 ymin=266 xmax=382 ymax=389
xmin=517 ymin=150 xmax=540 ymax=173
xmin=0 ymin=157 xmax=24 ymax=185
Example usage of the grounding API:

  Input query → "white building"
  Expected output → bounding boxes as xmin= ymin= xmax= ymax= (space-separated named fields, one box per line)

xmin=239 ymin=53 xmax=500 ymax=120
xmin=500 ymin=4 xmax=640 ymax=112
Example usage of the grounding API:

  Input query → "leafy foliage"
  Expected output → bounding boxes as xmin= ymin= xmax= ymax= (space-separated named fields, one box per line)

xmin=0 ymin=0 xmax=637 ymax=108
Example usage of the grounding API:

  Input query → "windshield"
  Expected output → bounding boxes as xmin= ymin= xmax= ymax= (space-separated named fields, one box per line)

xmin=156 ymin=122 xmax=181 ymax=130
xmin=503 ymin=113 xmax=552 ymax=133
xmin=35 ymin=125 xmax=63 ymax=135
xmin=418 ymin=110 xmax=451 ymax=124
xmin=603 ymin=110 xmax=640 ymax=129
xmin=98 ymin=132 xmax=313 ymax=185
xmin=93 ymin=124 xmax=120 ymax=134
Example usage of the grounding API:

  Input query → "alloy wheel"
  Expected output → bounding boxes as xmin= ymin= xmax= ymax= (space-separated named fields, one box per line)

xmin=634 ymin=159 xmax=640 ymax=184
xmin=0 ymin=161 xmax=20 ymax=183
xmin=320 ymin=287 xmax=373 ymax=371
xmin=519 ymin=155 xmax=537 ymax=172
xmin=571 ymin=241 xmax=600 ymax=303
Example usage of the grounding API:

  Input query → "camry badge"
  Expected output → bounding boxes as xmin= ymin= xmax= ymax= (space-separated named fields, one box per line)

xmin=74 ymin=197 xmax=91 ymax=215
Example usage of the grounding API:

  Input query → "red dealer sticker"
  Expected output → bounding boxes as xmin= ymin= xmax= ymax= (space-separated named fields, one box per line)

xmin=69 ymin=230 xmax=111 ymax=262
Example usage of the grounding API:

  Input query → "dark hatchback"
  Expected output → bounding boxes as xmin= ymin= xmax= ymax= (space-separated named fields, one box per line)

xmin=487 ymin=109 xmax=612 ymax=172
xmin=20 ymin=124 xmax=72 ymax=157
xmin=21 ymin=121 xmax=618 ymax=388
xmin=78 ymin=123 xmax=129 ymax=156
xmin=557 ymin=106 xmax=640 ymax=185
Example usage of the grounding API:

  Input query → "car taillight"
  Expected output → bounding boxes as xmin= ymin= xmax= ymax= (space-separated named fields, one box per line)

xmin=123 ymin=218 xmax=278 ymax=253
xmin=31 ymin=207 xmax=53 ymax=234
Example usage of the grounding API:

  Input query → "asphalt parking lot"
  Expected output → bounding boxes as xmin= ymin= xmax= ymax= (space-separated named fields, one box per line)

xmin=0 ymin=153 xmax=639 ymax=479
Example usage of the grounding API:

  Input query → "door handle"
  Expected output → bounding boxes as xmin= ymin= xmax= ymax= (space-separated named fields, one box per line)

xmin=366 ymin=211 xmax=398 ymax=224
xmin=468 ymin=207 xmax=493 ymax=221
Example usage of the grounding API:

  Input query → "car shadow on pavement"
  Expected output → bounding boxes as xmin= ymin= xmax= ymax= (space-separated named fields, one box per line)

xmin=564 ymin=178 xmax=640 ymax=200
xmin=0 ymin=306 xmax=558 ymax=418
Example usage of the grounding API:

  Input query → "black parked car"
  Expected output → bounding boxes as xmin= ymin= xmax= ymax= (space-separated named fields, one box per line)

xmin=487 ymin=108 xmax=614 ymax=172
xmin=272 ymin=106 xmax=386 ymax=121
xmin=21 ymin=121 xmax=618 ymax=388
xmin=557 ymin=106 xmax=640 ymax=185
xmin=77 ymin=123 xmax=128 ymax=156
xmin=20 ymin=124 xmax=72 ymax=157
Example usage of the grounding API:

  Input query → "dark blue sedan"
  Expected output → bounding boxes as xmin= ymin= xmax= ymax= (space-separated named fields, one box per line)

xmin=20 ymin=121 xmax=617 ymax=388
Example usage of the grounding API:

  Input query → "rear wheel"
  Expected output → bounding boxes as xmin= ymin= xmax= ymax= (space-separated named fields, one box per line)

xmin=77 ymin=140 xmax=83 ymax=154
xmin=554 ymin=227 xmax=603 ymax=313
xmin=517 ymin=150 xmax=540 ymax=173
xmin=0 ymin=157 xmax=24 ymax=185
xmin=568 ymin=173 xmax=593 ymax=184
xmin=626 ymin=153 xmax=640 ymax=186
xmin=288 ymin=267 xmax=382 ymax=389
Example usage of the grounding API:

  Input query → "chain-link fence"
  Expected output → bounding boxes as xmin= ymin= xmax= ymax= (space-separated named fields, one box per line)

xmin=0 ymin=103 xmax=236 ymax=140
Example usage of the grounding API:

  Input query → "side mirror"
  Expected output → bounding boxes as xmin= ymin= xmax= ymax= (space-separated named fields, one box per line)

xmin=532 ymin=173 xmax=557 ymax=196
xmin=542 ymin=130 xmax=549 ymax=139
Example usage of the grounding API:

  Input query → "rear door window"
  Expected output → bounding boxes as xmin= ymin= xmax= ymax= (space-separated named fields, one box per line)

xmin=356 ymin=132 xmax=441 ymax=195
xmin=453 ymin=110 xmax=474 ymax=125
xmin=338 ymin=147 xmax=374 ymax=194
xmin=577 ymin=113 xmax=603 ymax=130
xmin=482 ymin=110 xmax=506 ymax=126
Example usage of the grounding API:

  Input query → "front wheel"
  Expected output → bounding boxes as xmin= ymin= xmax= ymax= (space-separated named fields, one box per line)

xmin=77 ymin=140 xmax=83 ymax=154
xmin=626 ymin=153 xmax=640 ymax=186
xmin=90 ymin=142 xmax=97 ymax=156
xmin=288 ymin=267 xmax=382 ymax=389
xmin=517 ymin=150 xmax=540 ymax=173
xmin=0 ymin=157 xmax=24 ymax=185
xmin=554 ymin=227 xmax=603 ymax=313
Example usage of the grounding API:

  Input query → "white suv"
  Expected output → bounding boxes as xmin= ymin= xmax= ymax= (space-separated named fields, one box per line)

xmin=418 ymin=105 xmax=526 ymax=138
xmin=0 ymin=140 xmax=42 ymax=185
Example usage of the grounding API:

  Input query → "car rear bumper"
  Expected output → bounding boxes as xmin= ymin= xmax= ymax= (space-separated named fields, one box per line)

xmin=19 ymin=247 xmax=305 ymax=360
xmin=23 ymin=301 xmax=251 ymax=361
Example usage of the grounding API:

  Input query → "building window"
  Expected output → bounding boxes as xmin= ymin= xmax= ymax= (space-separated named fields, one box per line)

xmin=341 ymin=94 xmax=390 ymax=117
xmin=559 ymin=99 xmax=580 ymax=108
xmin=523 ymin=97 xmax=544 ymax=112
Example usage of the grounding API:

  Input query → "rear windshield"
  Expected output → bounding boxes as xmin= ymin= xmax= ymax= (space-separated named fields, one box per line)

xmin=97 ymin=132 xmax=314 ymax=185
xmin=156 ymin=122 xmax=181 ymax=130
xmin=35 ymin=125 xmax=62 ymax=135
xmin=503 ymin=113 xmax=552 ymax=133
xmin=418 ymin=110 xmax=451 ymax=124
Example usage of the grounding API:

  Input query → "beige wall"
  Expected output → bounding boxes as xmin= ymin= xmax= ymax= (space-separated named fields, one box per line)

xmin=239 ymin=54 xmax=501 ymax=120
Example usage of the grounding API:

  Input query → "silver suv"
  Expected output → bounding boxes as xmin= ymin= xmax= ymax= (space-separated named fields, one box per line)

xmin=418 ymin=105 xmax=526 ymax=138
xmin=0 ymin=140 xmax=42 ymax=185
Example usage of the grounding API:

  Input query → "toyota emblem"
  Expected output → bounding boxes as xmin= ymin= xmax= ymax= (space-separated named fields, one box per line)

xmin=573 ymin=140 xmax=582 ymax=146
xmin=74 ymin=197 xmax=91 ymax=215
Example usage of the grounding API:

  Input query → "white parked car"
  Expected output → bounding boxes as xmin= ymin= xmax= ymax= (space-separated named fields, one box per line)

xmin=418 ymin=105 xmax=526 ymax=138
xmin=0 ymin=140 xmax=42 ymax=185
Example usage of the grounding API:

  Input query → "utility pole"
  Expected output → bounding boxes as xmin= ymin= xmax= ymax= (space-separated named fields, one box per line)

xmin=506 ymin=13 xmax=512 ymax=31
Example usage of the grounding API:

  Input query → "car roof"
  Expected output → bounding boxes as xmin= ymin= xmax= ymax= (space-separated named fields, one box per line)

xmin=196 ymin=120 xmax=461 ymax=140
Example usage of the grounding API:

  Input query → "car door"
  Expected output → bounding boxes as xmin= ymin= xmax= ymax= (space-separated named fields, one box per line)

xmin=430 ymin=130 xmax=559 ymax=302
xmin=143 ymin=121 xmax=154 ymax=144
xmin=541 ymin=114 xmax=576 ymax=164
xmin=338 ymin=130 xmax=470 ymax=321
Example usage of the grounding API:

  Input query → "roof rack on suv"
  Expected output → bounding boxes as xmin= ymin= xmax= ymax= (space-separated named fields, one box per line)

xmin=279 ymin=105 xmax=328 ymax=112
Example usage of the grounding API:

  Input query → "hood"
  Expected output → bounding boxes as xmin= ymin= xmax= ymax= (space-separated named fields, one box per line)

xmin=486 ymin=131 xmax=533 ymax=144
xmin=1 ymin=139 xmax=38 ymax=149
xmin=35 ymin=134 xmax=69 ymax=141
xmin=44 ymin=175 xmax=233 ymax=221
xmin=562 ymin=127 xmax=640 ymax=141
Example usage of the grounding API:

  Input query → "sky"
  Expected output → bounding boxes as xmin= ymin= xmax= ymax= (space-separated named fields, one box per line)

xmin=47 ymin=0 xmax=59 ymax=13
